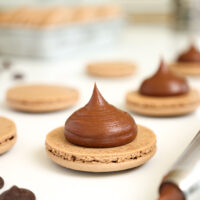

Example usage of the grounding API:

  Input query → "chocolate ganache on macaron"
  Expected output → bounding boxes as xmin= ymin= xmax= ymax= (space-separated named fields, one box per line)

xmin=64 ymin=83 xmax=137 ymax=148
xmin=177 ymin=44 xmax=200 ymax=63
xmin=139 ymin=59 xmax=189 ymax=97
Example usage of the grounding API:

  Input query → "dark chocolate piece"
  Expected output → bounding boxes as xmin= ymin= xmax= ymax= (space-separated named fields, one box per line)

xmin=0 ymin=177 xmax=4 ymax=189
xmin=0 ymin=186 xmax=36 ymax=200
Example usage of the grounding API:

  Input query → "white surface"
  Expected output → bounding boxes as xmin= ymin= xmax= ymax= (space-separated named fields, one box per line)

xmin=0 ymin=25 xmax=200 ymax=200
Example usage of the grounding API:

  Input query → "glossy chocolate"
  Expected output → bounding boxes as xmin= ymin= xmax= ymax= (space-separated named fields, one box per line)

xmin=0 ymin=177 xmax=4 ymax=189
xmin=65 ymin=84 xmax=137 ymax=148
xmin=158 ymin=183 xmax=185 ymax=200
xmin=177 ymin=44 xmax=200 ymax=63
xmin=0 ymin=186 xmax=36 ymax=200
xmin=139 ymin=60 xmax=189 ymax=97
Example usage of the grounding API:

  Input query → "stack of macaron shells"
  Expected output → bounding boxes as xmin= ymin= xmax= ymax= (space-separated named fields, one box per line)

xmin=126 ymin=59 xmax=200 ymax=117
xmin=0 ymin=5 xmax=121 ymax=27
xmin=46 ymin=84 xmax=156 ymax=172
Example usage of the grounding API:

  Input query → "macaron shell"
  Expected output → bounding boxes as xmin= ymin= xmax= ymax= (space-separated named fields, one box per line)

xmin=45 ymin=125 xmax=156 ymax=172
xmin=126 ymin=89 xmax=200 ymax=117
xmin=169 ymin=62 xmax=200 ymax=76
xmin=0 ymin=117 xmax=17 ymax=154
xmin=87 ymin=61 xmax=137 ymax=77
xmin=6 ymin=84 xmax=79 ymax=113
xmin=7 ymin=98 xmax=78 ymax=113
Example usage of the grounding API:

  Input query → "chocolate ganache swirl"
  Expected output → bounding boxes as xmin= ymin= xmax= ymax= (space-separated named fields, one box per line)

xmin=65 ymin=84 xmax=137 ymax=148
xmin=139 ymin=59 xmax=189 ymax=97
xmin=177 ymin=44 xmax=200 ymax=63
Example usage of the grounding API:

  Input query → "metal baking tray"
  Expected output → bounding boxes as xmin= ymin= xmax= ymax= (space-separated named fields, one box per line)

xmin=0 ymin=18 xmax=123 ymax=59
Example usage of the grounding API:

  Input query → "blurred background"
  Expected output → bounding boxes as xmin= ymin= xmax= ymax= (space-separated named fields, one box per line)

xmin=0 ymin=0 xmax=200 ymax=85
xmin=0 ymin=0 xmax=199 ymax=60
xmin=0 ymin=0 xmax=199 ymax=28
xmin=1 ymin=2 xmax=200 ymax=200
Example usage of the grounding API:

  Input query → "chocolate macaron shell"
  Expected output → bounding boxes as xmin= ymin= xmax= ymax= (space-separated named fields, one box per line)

xmin=6 ymin=84 xmax=79 ymax=113
xmin=0 ymin=117 xmax=17 ymax=155
xmin=126 ymin=89 xmax=200 ymax=117
xmin=86 ymin=61 xmax=137 ymax=77
xmin=169 ymin=62 xmax=200 ymax=76
xmin=46 ymin=125 xmax=156 ymax=172
xmin=64 ymin=84 xmax=137 ymax=148
xmin=139 ymin=60 xmax=189 ymax=97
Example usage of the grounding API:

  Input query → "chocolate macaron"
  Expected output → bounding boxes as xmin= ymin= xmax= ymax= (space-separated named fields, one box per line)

xmin=169 ymin=44 xmax=200 ymax=76
xmin=46 ymin=84 xmax=156 ymax=172
xmin=126 ymin=59 xmax=200 ymax=117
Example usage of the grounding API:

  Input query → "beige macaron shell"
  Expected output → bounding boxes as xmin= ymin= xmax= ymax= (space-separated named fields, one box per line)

xmin=169 ymin=62 xmax=200 ymax=76
xmin=87 ymin=61 xmax=137 ymax=77
xmin=126 ymin=89 xmax=200 ymax=117
xmin=45 ymin=125 xmax=156 ymax=172
xmin=6 ymin=84 xmax=79 ymax=113
xmin=0 ymin=117 xmax=17 ymax=154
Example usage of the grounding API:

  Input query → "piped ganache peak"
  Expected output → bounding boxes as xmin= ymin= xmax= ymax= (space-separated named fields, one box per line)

xmin=139 ymin=60 xmax=189 ymax=97
xmin=64 ymin=84 xmax=137 ymax=148
xmin=177 ymin=44 xmax=200 ymax=63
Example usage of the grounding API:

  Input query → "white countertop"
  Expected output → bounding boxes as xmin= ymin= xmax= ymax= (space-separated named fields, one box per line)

xmin=0 ymin=25 xmax=200 ymax=200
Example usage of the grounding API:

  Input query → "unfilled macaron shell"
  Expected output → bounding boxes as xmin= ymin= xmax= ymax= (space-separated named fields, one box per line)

xmin=86 ymin=61 xmax=137 ymax=77
xmin=0 ymin=117 xmax=17 ymax=154
xmin=6 ymin=84 xmax=79 ymax=113
xmin=45 ymin=125 xmax=156 ymax=172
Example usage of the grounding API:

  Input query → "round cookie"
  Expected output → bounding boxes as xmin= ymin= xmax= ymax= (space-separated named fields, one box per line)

xmin=0 ymin=117 xmax=17 ymax=155
xmin=45 ymin=125 xmax=156 ymax=173
xmin=6 ymin=84 xmax=79 ymax=113
xmin=86 ymin=61 xmax=137 ymax=78
xmin=126 ymin=89 xmax=200 ymax=117
xmin=169 ymin=63 xmax=200 ymax=76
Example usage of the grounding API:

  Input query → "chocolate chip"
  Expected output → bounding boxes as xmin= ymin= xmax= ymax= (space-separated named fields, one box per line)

xmin=9 ymin=136 xmax=14 ymax=140
xmin=71 ymin=155 xmax=76 ymax=161
xmin=0 ymin=177 xmax=4 ymax=189
xmin=2 ymin=60 xmax=11 ymax=70
xmin=12 ymin=73 xmax=24 ymax=80
xmin=0 ymin=186 xmax=36 ymax=200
